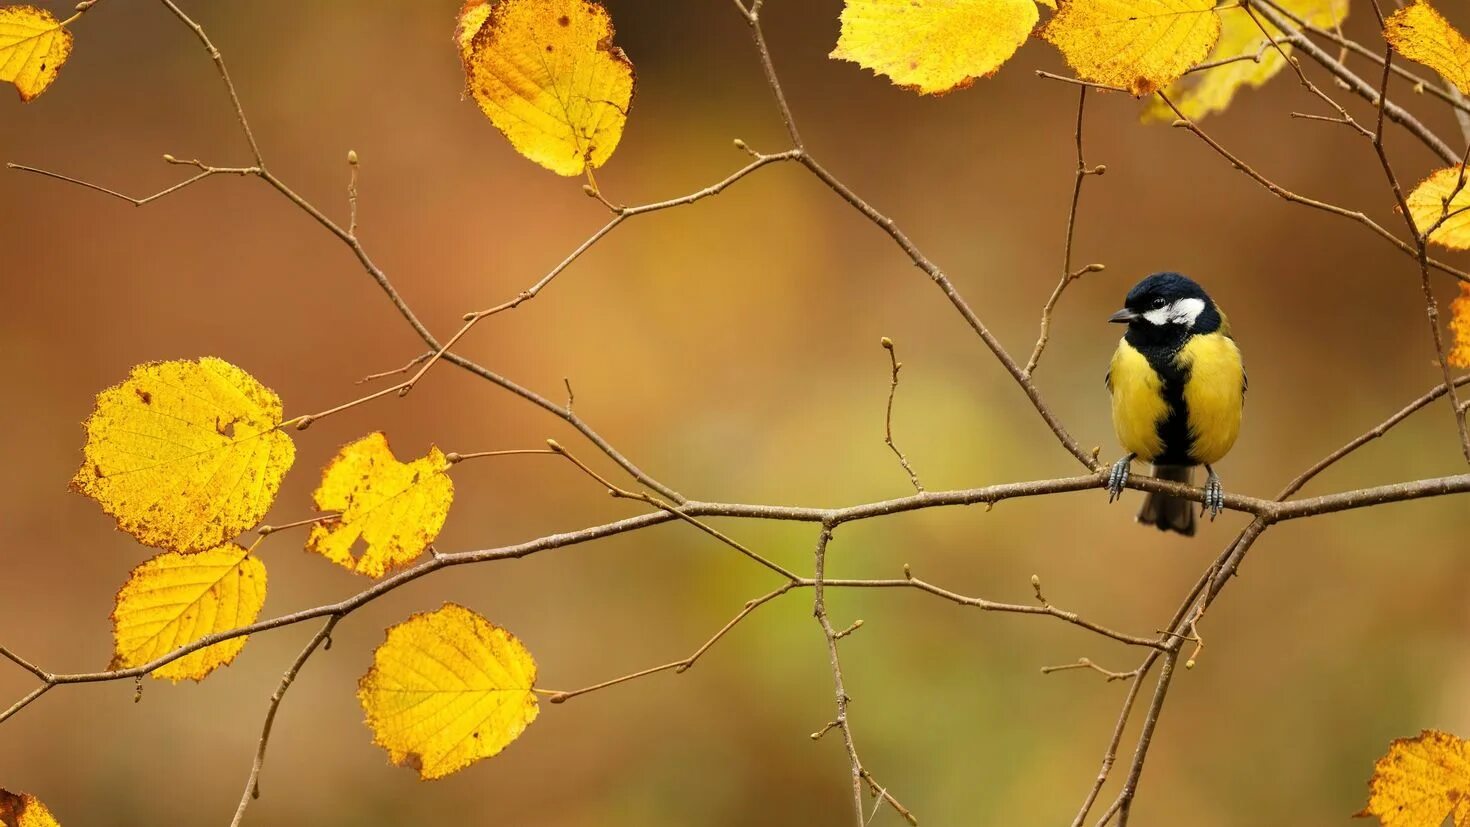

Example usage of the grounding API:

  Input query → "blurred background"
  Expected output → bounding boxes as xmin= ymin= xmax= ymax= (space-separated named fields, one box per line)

xmin=1 ymin=1 xmax=1468 ymax=824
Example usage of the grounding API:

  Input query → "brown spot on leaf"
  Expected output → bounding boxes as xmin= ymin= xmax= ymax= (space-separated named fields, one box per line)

xmin=0 ymin=789 xmax=30 ymax=823
xmin=558 ymin=14 xmax=570 ymax=26
xmin=215 ymin=417 xmax=237 ymax=438
xmin=135 ymin=388 xmax=152 ymax=404
xmin=398 ymin=751 xmax=425 ymax=774
xmin=546 ymin=44 xmax=554 ymax=52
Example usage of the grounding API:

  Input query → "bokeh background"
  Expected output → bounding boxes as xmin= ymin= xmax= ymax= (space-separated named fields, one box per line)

xmin=2 ymin=1 xmax=1468 ymax=825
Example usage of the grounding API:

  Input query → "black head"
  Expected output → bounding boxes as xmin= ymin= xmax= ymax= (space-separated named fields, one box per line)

xmin=1108 ymin=272 xmax=1221 ymax=347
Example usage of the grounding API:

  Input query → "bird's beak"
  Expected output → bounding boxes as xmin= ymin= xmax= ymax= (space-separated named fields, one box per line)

xmin=1108 ymin=308 xmax=1140 ymax=324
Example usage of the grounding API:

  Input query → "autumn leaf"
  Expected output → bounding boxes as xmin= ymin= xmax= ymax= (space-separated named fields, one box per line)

xmin=1384 ymin=2 xmax=1470 ymax=95
xmin=1406 ymin=165 xmax=1470 ymax=250
xmin=1358 ymin=729 xmax=1470 ymax=827
xmin=0 ymin=6 xmax=74 ymax=102
xmin=358 ymin=603 xmax=540 ymax=780
xmin=455 ymin=0 xmax=490 ymax=63
xmin=110 ymin=544 xmax=267 ymax=682
xmin=71 ymin=358 xmax=296 ymax=554
xmin=459 ymin=0 xmax=635 ymax=176
xmin=0 ymin=789 xmax=60 ymax=827
xmin=307 ymin=432 xmax=454 ymax=578
xmin=1041 ymin=0 xmax=1221 ymax=96
xmin=829 ymin=0 xmax=1040 ymax=95
xmin=1144 ymin=0 xmax=1347 ymax=122
xmin=1449 ymin=283 xmax=1470 ymax=370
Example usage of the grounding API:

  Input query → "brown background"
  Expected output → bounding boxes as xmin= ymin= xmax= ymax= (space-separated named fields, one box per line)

xmin=1 ymin=1 xmax=1468 ymax=825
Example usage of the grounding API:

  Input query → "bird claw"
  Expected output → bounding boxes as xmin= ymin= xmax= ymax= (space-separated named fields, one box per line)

xmin=1106 ymin=455 xmax=1134 ymax=503
xmin=1203 ymin=470 xmax=1224 ymax=520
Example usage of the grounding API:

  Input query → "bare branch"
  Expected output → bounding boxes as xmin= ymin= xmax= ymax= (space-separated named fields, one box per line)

xmin=155 ymin=0 xmax=264 ymax=165
xmin=1027 ymin=86 xmax=1106 ymax=379
xmin=1041 ymin=657 xmax=1141 ymax=682
xmin=548 ymin=584 xmax=797 ymax=704
xmin=1279 ymin=357 xmax=1470 ymax=501
xmin=6 ymin=161 xmax=255 ymax=205
xmin=879 ymin=337 xmax=925 ymax=493
xmin=1156 ymin=93 xmax=1470 ymax=283
xmin=1365 ymin=39 xmax=1470 ymax=462
xmin=812 ymin=528 xmax=874 ymax=827
xmin=229 ymin=615 xmax=339 ymax=827
xmin=1251 ymin=0 xmax=1459 ymax=165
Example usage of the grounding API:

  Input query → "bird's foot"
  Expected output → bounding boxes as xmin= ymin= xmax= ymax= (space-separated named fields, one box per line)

xmin=1106 ymin=454 xmax=1135 ymax=503
xmin=1203 ymin=466 xmax=1224 ymax=520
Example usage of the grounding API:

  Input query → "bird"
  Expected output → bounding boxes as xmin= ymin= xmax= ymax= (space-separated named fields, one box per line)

xmin=1104 ymin=272 xmax=1245 ymax=536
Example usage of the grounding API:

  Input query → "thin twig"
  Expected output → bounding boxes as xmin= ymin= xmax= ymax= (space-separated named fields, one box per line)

xmin=1365 ymin=37 xmax=1470 ymax=462
xmin=547 ymin=584 xmax=797 ymax=704
xmin=1185 ymin=41 xmax=1269 ymax=74
xmin=812 ymin=528 xmax=869 ymax=827
xmin=1026 ymin=86 xmax=1105 ymax=378
xmin=879 ymin=337 xmax=924 ymax=493
xmin=1035 ymin=70 xmax=1130 ymax=93
xmin=1260 ymin=0 xmax=1470 ymax=117
xmin=346 ymin=149 xmax=360 ymax=237
xmin=1041 ymin=657 xmax=1140 ymax=682
xmin=7 ymin=162 xmax=255 ymax=204
xmin=356 ymin=351 xmax=431 ymax=384
xmin=229 ymin=615 xmax=339 ymax=827
xmin=1069 ymin=660 xmax=1150 ymax=827
xmin=1277 ymin=377 xmax=1470 ymax=499
xmin=1250 ymin=0 xmax=1458 ymax=165
xmin=1156 ymin=93 xmax=1470 ymax=282
xmin=155 ymin=0 xmax=264 ymax=165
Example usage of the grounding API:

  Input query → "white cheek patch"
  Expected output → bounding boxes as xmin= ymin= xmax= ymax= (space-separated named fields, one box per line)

xmin=1142 ymin=307 xmax=1171 ymax=325
xmin=1142 ymin=298 xmax=1206 ymax=327
xmin=1171 ymin=297 xmax=1206 ymax=327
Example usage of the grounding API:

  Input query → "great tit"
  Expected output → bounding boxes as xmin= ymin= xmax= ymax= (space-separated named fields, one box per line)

xmin=1103 ymin=272 xmax=1245 ymax=536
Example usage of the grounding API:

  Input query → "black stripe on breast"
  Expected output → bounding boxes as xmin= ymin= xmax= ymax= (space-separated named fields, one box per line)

xmin=1136 ymin=342 xmax=1195 ymax=466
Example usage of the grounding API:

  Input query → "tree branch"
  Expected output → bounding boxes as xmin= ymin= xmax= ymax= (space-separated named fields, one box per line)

xmin=228 ymin=615 xmax=340 ymax=827
xmin=1026 ymin=85 xmax=1106 ymax=379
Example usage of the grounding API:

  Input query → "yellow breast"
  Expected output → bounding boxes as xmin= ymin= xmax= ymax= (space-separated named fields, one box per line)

xmin=1109 ymin=340 xmax=1167 ymax=461
xmin=1177 ymin=332 xmax=1244 ymax=465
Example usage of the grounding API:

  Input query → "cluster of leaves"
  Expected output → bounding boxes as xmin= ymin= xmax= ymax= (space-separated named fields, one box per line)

xmin=69 ymin=357 xmax=541 ymax=780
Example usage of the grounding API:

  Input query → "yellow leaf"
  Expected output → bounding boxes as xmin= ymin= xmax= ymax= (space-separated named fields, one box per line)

xmin=0 ymin=789 xmax=60 ymax=827
xmin=71 ymin=358 xmax=296 ymax=553
xmin=1041 ymin=0 xmax=1221 ymax=96
xmin=1449 ymin=283 xmax=1470 ymax=370
xmin=1358 ymin=729 xmax=1470 ymax=827
xmin=1407 ymin=165 xmax=1470 ymax=250
xmin=1144 ymin=0 xmax=1347 ymax=122
xmin=0 ymin=6 xmax=73 ymax=102
xmin=358 ymin=603 xmax=539 ymax=780
xmin=460 ymin=0 xmax=635 ymax=176
xmin=110 ymin=544 xmax=267 ymax=682
xmin=829 ymin=0 xmax=1040 ymax=95
xmin=307 ymin=432 xmax=454 ymax=578
xmin=1384 ymin=2 xmax=1470 ymax=95
xmin=455 ymin=0 xmax=490 ymax=63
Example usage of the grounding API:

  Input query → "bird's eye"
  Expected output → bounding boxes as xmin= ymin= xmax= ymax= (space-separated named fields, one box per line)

xmin=1151 ymin=297 xmax=1168 ymax=309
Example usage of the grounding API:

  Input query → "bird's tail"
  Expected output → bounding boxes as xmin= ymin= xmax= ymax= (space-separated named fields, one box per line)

xmin=1137 ymin=465 xmax=1196 ymax=536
